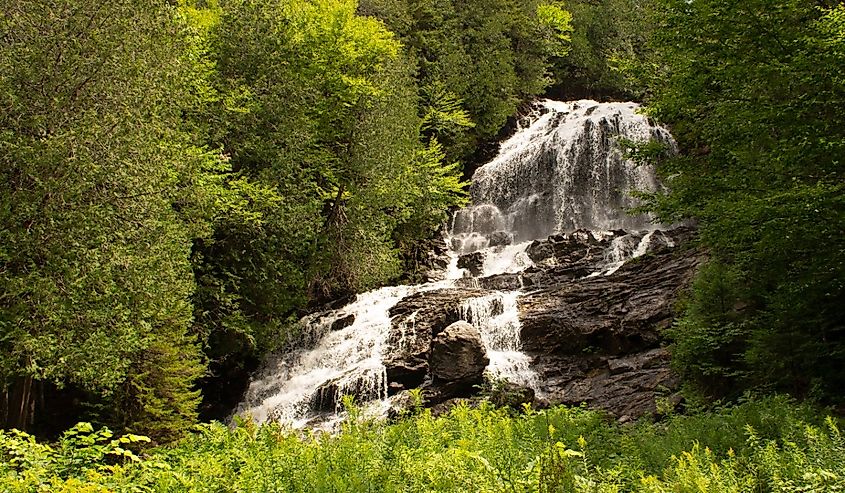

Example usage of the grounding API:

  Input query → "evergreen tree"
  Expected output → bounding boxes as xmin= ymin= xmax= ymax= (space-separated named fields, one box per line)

xmin=191 ymin=0 xmax=468 ymax=402
xmin=638 ymin=0 xmax=845 ymax=401
xmin=0 ymin=0 xmax=221 ymax=439
xmin=360 ymin=0 xmax=572 ymax=163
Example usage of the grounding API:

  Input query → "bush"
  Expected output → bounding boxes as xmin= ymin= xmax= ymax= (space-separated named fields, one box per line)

xmin=0 ymin=396 xmax=841 ymax=492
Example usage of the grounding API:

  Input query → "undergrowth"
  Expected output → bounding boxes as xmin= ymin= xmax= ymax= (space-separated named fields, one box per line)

xmin=1 ymin=395 xmax=842 ymax=492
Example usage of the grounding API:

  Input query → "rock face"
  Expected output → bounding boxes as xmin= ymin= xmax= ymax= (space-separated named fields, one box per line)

xmin=513 ymin=242 xmax=704 ymax=418
xmin=383 ymin=228 xmax=703 ymax=419
xmin=430 ymin=321 xmax=489 ymax=382
xmin=457 ymin=252 xmax=485 ymax=277
xmin=518 ymin=246 xmax=704 ymax=357
xmin=330 ymin=314 xmax=355 ymax=332
xmin=531 ymin=348 xmax=680 ymax=419
xmin=384 ymin=287 xmax=496 ymax=394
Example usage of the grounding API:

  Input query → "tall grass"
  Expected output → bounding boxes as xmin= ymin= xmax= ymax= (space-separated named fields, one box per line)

xmin=2 ymin=395 xmax=842 ymax=492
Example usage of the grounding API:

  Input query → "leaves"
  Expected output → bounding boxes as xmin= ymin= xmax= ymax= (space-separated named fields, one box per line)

xmin=637 ymin=0 xmax=845 ymax=401
xmin=4 ymin=399 xmax=843 ymax=492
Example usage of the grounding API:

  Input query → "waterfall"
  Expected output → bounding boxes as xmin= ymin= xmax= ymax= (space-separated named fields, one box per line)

xmin=237 ymin=99 xmax=674 ymax=427
xmin=449 ymin=100 xmax=674 ymax=253
xmin=460 ymin=292 xmax=540 ymax=390
xmin=238 ymin=284 xmax=431 ymax=426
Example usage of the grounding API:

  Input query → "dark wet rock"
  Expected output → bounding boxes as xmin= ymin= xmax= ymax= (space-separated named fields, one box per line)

xmin=519 ymin=247 xmax=705 ymax=356
xmin=488 ymin=381 xmax=536 ymax=409
xmin=458 ymin=252 xmax=485 ymax=276
xmin=384 ymin=288 xmax=495 ymax=390
xmin=430 ymin=321 xmax=489 ymax=382
xmin=525 ymin=240 xmax=555 ymax=263
xmin=385 ymin=360 xmax=427 ymax=393
xmin=330 ymin=313 xmax=355 ymax=331
xmin=312 ymin=368 xmax=384 ymax=411
xmin=488 ymin=231 xmax=514 ymax=247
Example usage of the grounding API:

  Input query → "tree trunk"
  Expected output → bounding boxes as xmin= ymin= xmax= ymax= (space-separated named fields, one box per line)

xmin=2 ymin=376 xmax=34 ymax=431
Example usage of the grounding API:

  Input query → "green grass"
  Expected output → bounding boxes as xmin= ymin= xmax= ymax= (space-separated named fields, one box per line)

xmin=2 ymin=395 xmax=843 ymax=492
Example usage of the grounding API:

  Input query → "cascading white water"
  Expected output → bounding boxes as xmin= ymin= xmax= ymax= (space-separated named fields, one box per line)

xmin=238 ymin=283 xmax=434 ymax=426
xmin=459 ymin=292 xmax=540 ymax=390
xmin=449 ymin=100 xmax=674 ymax=253
xmin=237 ymin=99 xmax=674 ymax=427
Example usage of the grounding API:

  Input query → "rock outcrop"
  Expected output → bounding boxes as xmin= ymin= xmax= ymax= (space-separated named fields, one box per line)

xmin=384 ymin=287 xmax=496 ymax=393
xmin=382 ymin=228 xmax=703 ymax=419
xmin=457 ymin=252 xmax=485 ymax=277
xmin=430 ymin=321 xmax=488 ymax=383
xmin=531 ymin=348 xmax=680 ymax=419
xmin=519 ymin=246 xmax=704 ymax=357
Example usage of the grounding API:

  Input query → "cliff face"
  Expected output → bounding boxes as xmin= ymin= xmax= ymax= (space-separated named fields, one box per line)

xmin=382 ymin=227 xmax=703 ymax=419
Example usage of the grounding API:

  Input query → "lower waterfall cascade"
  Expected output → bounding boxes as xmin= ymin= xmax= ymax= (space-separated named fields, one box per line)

xmin=237 ymin=99 xmax=686 ymax=428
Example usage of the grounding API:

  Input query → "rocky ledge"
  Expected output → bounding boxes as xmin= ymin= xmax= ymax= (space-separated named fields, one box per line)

xmin=383 ymin=227 xmax=704 ymax=419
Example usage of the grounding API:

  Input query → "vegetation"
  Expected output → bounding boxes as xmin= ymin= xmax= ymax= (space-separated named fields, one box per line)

xmin=1 ymin=397 xmax=843 ymax=491
xmin=550 ymin=0 xmax=653 ymax=100
xmin=635 ymin=0 xmax=845 ymax=404
xmin=2 ymin=0 xmax=843 ymax=486
xmin=0 ymin=0 xmax=216 ymax=441
xmin=361 ymin=0 xmax=573 ymax=163
xmin=0 ymin=0 xmax=570 ymax=438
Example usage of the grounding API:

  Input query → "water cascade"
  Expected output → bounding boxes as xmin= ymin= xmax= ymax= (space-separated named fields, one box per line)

xmin=448 ymin=100 xmax=674 ymax=254
xmin=238 ymin=100 xmax=676 ymax=427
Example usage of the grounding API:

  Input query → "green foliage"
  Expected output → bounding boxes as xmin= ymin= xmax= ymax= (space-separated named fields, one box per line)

xmin=665 ymin=262 xmax=750 ymax=396
xmin=536 ymin=3 xmax=574 ymax=57
xmin=635 ymin=1 xmax=845 ymax=402
xmin=0 ymin=423 xmax=152 ymax=492
xmin=364 ymin=0 xmax=572 ymax=162
xmin=551 ymin=0 xmax=653 ymax=99
xmin=197 ymin=0 xmax=467 ymax=333
xmin=1 ymin=0 xmax=477 ymax=437
xmin=1 ymin=397 xmax=843 ymax=492
xmin=0 ymin=0 xmax=222 ymax=438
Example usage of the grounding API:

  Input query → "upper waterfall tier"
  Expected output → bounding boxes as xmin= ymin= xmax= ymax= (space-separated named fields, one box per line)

xmin=449 ymin=100 xmax=674 ymax=253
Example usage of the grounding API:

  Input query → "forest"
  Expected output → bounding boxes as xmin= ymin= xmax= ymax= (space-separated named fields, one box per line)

xmin=1 ymin=0 xmax=844 ymax=490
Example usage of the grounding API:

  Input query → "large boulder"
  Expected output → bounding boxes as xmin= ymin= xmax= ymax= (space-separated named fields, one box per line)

xmin=384 ymin=288 xmax=496 ymax=392
xmin=430 ymin=321 xmax=489 ymax=382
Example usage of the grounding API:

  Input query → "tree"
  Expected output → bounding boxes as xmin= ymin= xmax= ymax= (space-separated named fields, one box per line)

xmin=550 ymin=0 xmax=654 ymax=100
xmin=0 ymin=0 xmax=222 ymax=440
xmin=638 ymin=0 xmax=845 ymax=401
xmin=360 ymin=0 xmax=572 ymax=164
xmin=190 ymin=0 xmax=468 ymax=413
